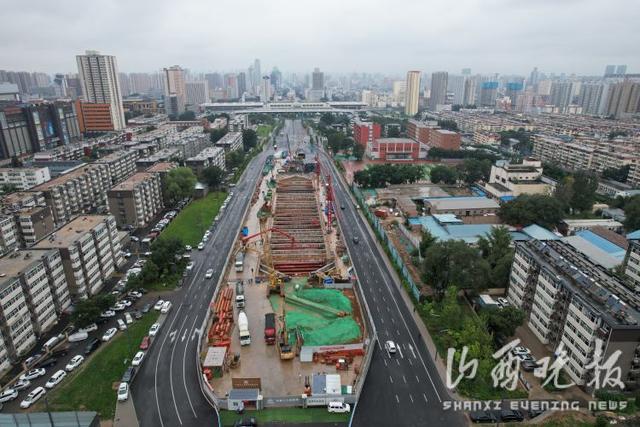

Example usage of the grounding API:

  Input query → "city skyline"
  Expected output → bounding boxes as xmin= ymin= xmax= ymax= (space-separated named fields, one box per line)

xmin=1 ymin=0 xmax=639 ymax=75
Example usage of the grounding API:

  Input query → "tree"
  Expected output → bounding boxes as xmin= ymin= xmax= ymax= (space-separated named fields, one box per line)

xmin=10 ymin=156 xmax=23 ymax=168
xmin=499 ymin=194 xmax=564 ymax=229
xmin=554 ymin=176 xmax=575 ymax=212
xmin=602 ymin=165 xmax=630 ymax=183
xmin=0 ymin=183 xmax=19 ymax=195
xmin=457 ymin=159 xmax=492 ymax=184
xmin=624 ymin=196 xmax=640 ymax=231
xmin=477 ymin=227 xmax=514 ymax=288
xmin=421 ymin=240 xmax=490 ymax=298
xmin=543 ymin=162 xmax=567 ymax=181
xmin=387 ymin=126 xmax=400 ymax=137
xmin=429 ymin=165 xmax=458 ymax=184
xmin=242 ymin=129 xmax=258 ymax=152
xmin=163 ymin=167 xmax=196 ymax=206
xmin=485 ymin=307 xmax=525 ymax=346
xmin=226 ymin=150 xmax=245 ymax=170
xmin=352 ymin=143 xmax=365 ymax=161
xmin=150 ymin=237 xmax=184 ymax=275
xmin=95 ymin=294 xmax=116 ymax=311
xmin=319 ymin=113 xmax=335 ymax=126
xmin=201 ymin=165 xmax=225 ymax=188
xmin=570 ymin=170 xmax=598 ymax=212
xmin=71 ymin=299 xmax=102 ymax=328
xmin=210 ymin=128 xmax=228 ymax=144
xmin=412 ymin=230 xmax=436 ymax=258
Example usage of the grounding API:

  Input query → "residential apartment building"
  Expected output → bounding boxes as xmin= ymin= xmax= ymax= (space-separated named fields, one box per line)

xmin=29 ymin=164 xmax=112 ymax=225
xmin=406 ymin=119 xmax=462 ymax=150
xmin=0 ymin=215 xmax=18 ymax=256
xmin=163 ymin=66 xmax=186 ymax=116
xmin=75 ymin=99 xmax=114 ymax=132
xmin=95 ymin=150 xmax=138 ymax=185
xmin=625 ymin=241 xmax=640 ymax=290
xmin=34 ymin=215 xmax=123 ymax=299
xmin=507 ymin=239 xmax=640 ymax=387
xmin=0 ymin=249 xmax=71 ymax=365
xmin=215 ymin=132 xmax=242 ymax=152
xmin=404 ymin=71 xmax=421 ymax=116
xmin=366 ymin=138 xmax=426 ymax=161
xmin=429 ymin=72 xmax=448 ymax=110
xmin=107 ymin=173 xmax=163 ymax=229
xmin=629 ymin=164 xmax=640 ymax=188
xmin=0 ymin=167 xmax=51 ymax=190
xmin=185 ymin=147 xmax=225 ymax=176
xmin=1 ymin=191 xmax=55 ymax=248
xmin=185 ymin=81 xmax=209 ymax=106
xmin=603 ymin=80 xmax=640 ymax=119
xmin=353 ymin=120 xmax=381 ymax=147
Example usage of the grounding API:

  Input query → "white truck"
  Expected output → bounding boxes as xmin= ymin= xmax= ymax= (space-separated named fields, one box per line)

xmin=235 ymin=281 xmax=245 ymax=309
xmin=238 ymin=311 xmax=251 ymax=346
xmin=235 ymin=252 xmax=244 ymax=272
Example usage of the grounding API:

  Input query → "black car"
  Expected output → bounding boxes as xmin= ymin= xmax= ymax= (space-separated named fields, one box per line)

xmin=522 ymin=360 xmax=539 ymax=372
xmin=234 ymin=418 xmax=257 ymax=427
xmin=121 ymin=366 xmax=136 ymax=383
xmin=500 ymin=409 xmax=524 ymax=422
xmin=84 ymin=338 xmax=101 ymax=355
xmin=36 ymin=357 xmax=58 ymax=369
xmin=469 ymin=411 xmax=497 ymax=423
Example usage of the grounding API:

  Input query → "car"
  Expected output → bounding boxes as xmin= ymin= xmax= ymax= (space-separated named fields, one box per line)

xmin=37 ymin=358 xmax=58 ymax=369
xmin=128 ymin=291 xmax=142 ymax=299
xmin=497 ymin=297 xmax=509 ymax=307
xmin=233 ymin=417 xmax=257 ymax=427
xmin=385 ymin=340 xmax=397 ymax=354
xmin=24 ymin=354 xmax=42 ymax=367
xmin=102 ymin=328 xmax=117 ymax=342
xmin=110 ymin=290 xmax=121 ymax=297
xmin=522 ymin=360 xmax=539 ymax=372
xmin=84 ymin=338 xmax=101 ymax=355
xmin=112 ymin=302 xmax=126 ymax=311
xmin=139 ymin=336 xmax=151 ymax=350
xmin=45 ymin=370 xmax=67 ymax=389
xmin=132 ymin=351 xmax=145 ymax=366
xmin=20 ymin=386 xmax=46 ymax=409
xmin=149 ymin=323 xmax=160 ymax=337
xmin=141 ymin=303 xmax=152 ymax=314
xmin=469 ymin=410 xmax=497 ymax=423
xmin=185 ymin=245 xmax=192 ymax=251
xmin=197 ymin=242 xmax=205 ymax=250
xmin=68 ymin=331 xmax=89 ymax=343
xmin=352 ymin=236 xmax=359 ymax=244
xmin=13 ymin=378 xmax=31 ymax=391
xmin=132 ymin=310 xmax=143 ymax=320
xmin=205 ymin=269 xmax=214 ymax=279
xmin=0 ymin=388 xmax=18 ymax=403
xmin=340 ymin=204 xmax=345 ymax=210
xmin=123 ymin=252 xmax=132 ymax=258
xmin=125 ymin=313 xmax=133 ymax=324
xmin=121 ymin=367 xmax=136 ymax=383
xmin=65 ymin=355 xmax=84 ymax=372
xmin=512 ymin=346 xmax=530 ymax=356
xmin=161 ymin=301 xmax=172 ymax=314
xmin=500 ymin=409 xmax=524 ymax=422
xmin=130 ymin=236 xmax=140 ymax=242
xmin=202 ymin=236 xmax=209 ymax=242
xmin=327 ymin=401 xmax=351 ymax=413
xmin=117 ymin=382 xmax=129 ymax=401
xmin=80 ymin=323 xmax=98 ymax=333
xmin=101 ymin=310 xmax=116 ymax=318
xmin=142 ymin=251 xmax=152 ymax=257
xmin=121 ymin=299 xmax=132 ymax=307
xmin=186 ymin=262 xmax=194 ymax=271
xmin=154 ymin=300 xmax=165 ymax=311
xmin=117 ymin=319 xmax=127 ymax=331
xmin=20 ymin=368 xmax=46 ymax=381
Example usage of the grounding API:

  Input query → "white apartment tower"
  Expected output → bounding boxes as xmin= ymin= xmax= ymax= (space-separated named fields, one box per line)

xmin=76 ymin=50 xmax=126 ymax=130
xmin=404 ymin=71 xmax=421 ymax=116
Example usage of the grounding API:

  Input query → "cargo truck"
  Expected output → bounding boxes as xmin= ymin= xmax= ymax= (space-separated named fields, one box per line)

xmin=238 ymin=311 xmax=251 ymax=346
xmin=264 ymin=313 xmax=276 ymax=345
xmin=235 ymin=281 xmax=245 ymax=308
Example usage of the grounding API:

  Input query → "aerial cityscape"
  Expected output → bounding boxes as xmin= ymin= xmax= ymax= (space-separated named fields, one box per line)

xmin=0 ymin=1 xmax=639 ymax=426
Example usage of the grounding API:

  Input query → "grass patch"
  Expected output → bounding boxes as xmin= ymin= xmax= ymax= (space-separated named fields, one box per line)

xmin=257 ymin=124 xmax=273 ymax=139
xmin=42 ymin=311 xmax=160 ymax=419
xmin=162 ymin=192 xmax=226 ymax=246
xmin=219 ymin=407 xmax=349 ymax=426
xmin=141 ymin=271 xmax=182 ymax=291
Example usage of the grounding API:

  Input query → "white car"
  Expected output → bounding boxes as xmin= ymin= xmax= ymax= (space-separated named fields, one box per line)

xmin=185 ymin=245 xmax=192 ymax=251
xmin=121 ymin=300 xmax=132 ymax=307
xmin=327 ymin=401 xmax=351 ymax=413
xmin=13 ymin=378 xmax=31 ymax=391
xmin=205 ymin=269 xmax=214 ymax=279
xmin=117 ymin=382 xmax=129 ymax=401
xmin=20 ymin=386 xmax=46 ymax=408
xmin=153 ymin=300 xmax=165 ymax=311
xmin=497 ymin=297 xmax=509 ymax=307
xmin=80 ymin=323 xmax=98 ymax=333
xmin=20 ymin=368 xmax=46 ymax=381
xmin=512 ymin=346 xmax=530 ymax=356
xmin=101 ymin=310 xmax=116 ymax=318
xmin=149 ymin=323 xmax=161 ymax=337
xmin=161 ymin=301 xmax=172 ymax=314
xmin=102 ymin=328 xmax=117 ymax=342
xmin=132 ymin=351 xmax=145 ymax=367
xmin=112 ymin=302 xmax=126 ymax=311
xmin=0 ymin=388 xmax=18 ymax=403
xmin=385 ymin=340 xmax=397 ymax=355
xmin=197 ymin=242 xmax=204 ymax=250
xmin=186 ymin=262 xmax=194 ymax=271
xmin=65 ymin=355 xmax=84 ymax=372
xmin=45 ymin=370 xmax=67 ymax=389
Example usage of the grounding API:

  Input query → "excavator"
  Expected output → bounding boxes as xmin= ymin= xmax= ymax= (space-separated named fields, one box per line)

xmin=278 ymin=304 xmax=295 ymax=360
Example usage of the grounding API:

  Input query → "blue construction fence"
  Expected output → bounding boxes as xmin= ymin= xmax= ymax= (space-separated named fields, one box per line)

xmin=351 ymin=184 xmax=421 ymax=301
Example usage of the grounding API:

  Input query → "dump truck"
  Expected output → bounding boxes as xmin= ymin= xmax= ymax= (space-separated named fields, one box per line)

xmin=238 ymin=311 xmax=251 ymax=346
xmin=264 ymin=313 xmax=276 ymax=345
xmin=235 ymin=281 xmax=245 ymax=309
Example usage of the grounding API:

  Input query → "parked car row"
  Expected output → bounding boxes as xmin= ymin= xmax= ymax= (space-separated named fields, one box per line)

xmin=469 ymin=408 xmax=543 ymax=423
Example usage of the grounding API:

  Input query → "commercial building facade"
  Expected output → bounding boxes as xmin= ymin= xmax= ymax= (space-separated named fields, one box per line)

xmin=107 ymin=173 xmax=163 ymax=229
xmin=75 ymin=100 xmax=114 ymax=132
xmin=406 ymin=119 xmax=461 ymax=150
xmin=484 ymin=159 xmax=552 ymax=199
xmin=366 ymin=137 xmax=425 ymax=161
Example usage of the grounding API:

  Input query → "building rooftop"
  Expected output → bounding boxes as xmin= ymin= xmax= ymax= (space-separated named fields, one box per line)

xmin=31 ymin=165 xmax=103 ymax=191
xmin=424 ymin=196 xmax=500 ymax=211
xmin=561 ymin=218 xmax=624 ymax=228
xmin=0 ymin=249 xmax=57 ymax=285
xmin=109 ymin=173 xmax=154 ymax=191
xmin=187 ymin=146 xmax=224 ymax=161
xmin=0 ymin=167 xmax=48 ymax=173
xmin=34 ymin=215 xmax=110 ymax=249
xmin=375 ymin=137 xmax=415 ymax=144
xmin=145 ymin=162 xmax=176 ymax=173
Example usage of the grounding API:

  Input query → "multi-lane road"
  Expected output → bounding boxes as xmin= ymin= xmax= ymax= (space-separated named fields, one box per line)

xmin=131 ymin=145 xmax=271 ymax=427
xmin=318 ymin=149 xmax=466 ymax=427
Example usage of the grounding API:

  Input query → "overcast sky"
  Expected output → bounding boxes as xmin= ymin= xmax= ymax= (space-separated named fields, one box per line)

xmin=1 ymin=0 xmax=638 ymax=76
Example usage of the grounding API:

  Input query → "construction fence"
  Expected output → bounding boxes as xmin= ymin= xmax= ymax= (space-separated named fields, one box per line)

xmin=351 ymin=184 xmax=421 ymax=301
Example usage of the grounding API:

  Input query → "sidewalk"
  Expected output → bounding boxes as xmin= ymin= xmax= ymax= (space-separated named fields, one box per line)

xmin=114 ymin=391 xmax=140 ymax=427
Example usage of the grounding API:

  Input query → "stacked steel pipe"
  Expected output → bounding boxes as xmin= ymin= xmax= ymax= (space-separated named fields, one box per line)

xmin=207 ymin=286 xmax=234 ymax=348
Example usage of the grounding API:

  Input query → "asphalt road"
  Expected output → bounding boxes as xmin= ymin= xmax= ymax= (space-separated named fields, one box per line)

xmin=132 ymin=146 xmax=271 ymax=427
xmin=317 ymin=149 xmax=467 ymax=427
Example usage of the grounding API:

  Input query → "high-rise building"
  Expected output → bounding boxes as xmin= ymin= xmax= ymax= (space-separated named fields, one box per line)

xmin=404 ymin=70 xmax=421 ymax=116
xmin=76 ymin=50 xmax=126 ymax=130
xmin=578 ymin=83 xmax=605 ymax=115
xmin=447 ymin=75 xmax=465 ymax=105
xmin=528 ymin=67 xmax=540 ymax=88
xmin=52 ymin=74 xmax=68 ymax=98
xmin=429 ymin=72 xmax=448 ymax=110
xmin=392 ymin=81 xmax=406 ymax=103
xmin=118 ymin=72 xmax=131 ymax=96
xmin=549 ymin=81 xmax=574 ymax=113
xmin=238 ymin=72 xmax=247 ymax=97
xmin=270 ymin=67 xmax=282 ymax=92
xmin=261 ymin=76 xmax=271 ymax=102
xmin=253 ymin=59 xmax=261 ymax=94
xmin=505 ymin=82 xmax=524 ymax=106
xmin=462 ymin=77 xmax=477 ymax=106
xmin=163 ymin=65 xmax=186 ymax=116
xmin=604 ymin=80 xmax=640 ymax=119
xmin=479 ymin=81 xmax=498 ymax=107
xmin=461 ymin=68 xmax=471 ymax=76
xmin=616 ymin=65 xmax=627 ymax=75
xmin=204 ymin=73 xmax=223 ymax=92
xmin=185 ymin=81 xmax=209 ymax=105
xmin=224 ymin=73 xmax=239 ymax=99
xmin=312 ymin=68 xmax=324 ymax=91
xmin=604 ymin=65 xmax=616 ymax=77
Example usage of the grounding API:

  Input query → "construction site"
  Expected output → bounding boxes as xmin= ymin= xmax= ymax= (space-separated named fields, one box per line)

xmin=199 ymin=121 xmax=370 ymax=406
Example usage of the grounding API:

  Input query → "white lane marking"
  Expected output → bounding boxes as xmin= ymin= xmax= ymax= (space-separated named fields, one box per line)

xmin=181 ymin=328 xmax=188 ymax=342
xmin=169 ymin=330 xmax=177 ymax=343
xmin=398 ymin=345 xmax=404 ymax=359
xmin=408 ymin=343 xmax=417 ymax=359
xmin=383 ymin=358 xmax=387 ymax=367
xmin=416 ymin=375 xmax=420 ymax=383
xmin=409 ymin=394 xmax=414 ymax=403
xmin=408 ymin=358 xmax=413 ymax=366
xmin=377 ymin=339 xmax=382 ymax=351
xmin=154 ymin=304 xmax=184 ymax=427
xmin=182 ymin=315 xmax=200 ymax=417
xmin=396 ymin=359 xmax=400 ymax=366
xmin=380 ymin=317 xmax=384 ymax=324
xmin=169 ymin=314 xmax=190 ymax=424
xmin=395 ymin=394 xmax=400 ymax=403
xmin=423 ymin=393 xmax=428 ymax=403
xmin=389 ymin=375 xmax=394 ymax=384
xmin=402 ymin=375 xmax=407 ymax=384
